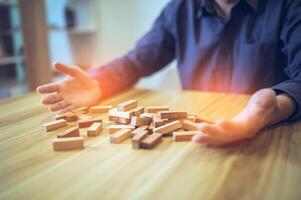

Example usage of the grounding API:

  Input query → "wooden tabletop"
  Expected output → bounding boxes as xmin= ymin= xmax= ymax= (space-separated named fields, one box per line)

xmin=0 ymin=89 xmax=301 ymax=200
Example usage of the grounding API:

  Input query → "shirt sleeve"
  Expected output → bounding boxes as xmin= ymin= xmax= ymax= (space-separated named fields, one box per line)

xmin=271 ymin=0 xmax=301 ymax=122
xmin=90 ymin=0 xmax=179 ymax=98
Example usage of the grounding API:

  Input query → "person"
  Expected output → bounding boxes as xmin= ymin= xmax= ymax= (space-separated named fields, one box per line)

xmin=37 ymin=0 xmax=301 ymax=145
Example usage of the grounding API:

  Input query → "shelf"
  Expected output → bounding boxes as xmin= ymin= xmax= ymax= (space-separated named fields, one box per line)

xmin=49 ymin=26 xmax=97 ymax=35
xmin=67 ymin=28 xmax=97 ymax=35
xmin=0 ymin=29 xmax=20 ymax=36
xmin=0 ymin=55 xmax=24 ymax=65
xmin=0 ymin=0 xmax=17 ymax=6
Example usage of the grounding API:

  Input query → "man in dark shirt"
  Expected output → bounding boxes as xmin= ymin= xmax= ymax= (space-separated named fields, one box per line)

xmin=37 ymin=0 xmax=301 ymax=145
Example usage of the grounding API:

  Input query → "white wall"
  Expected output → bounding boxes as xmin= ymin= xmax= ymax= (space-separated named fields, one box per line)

xmin=97 ymin=0 xmax=181 ymax=90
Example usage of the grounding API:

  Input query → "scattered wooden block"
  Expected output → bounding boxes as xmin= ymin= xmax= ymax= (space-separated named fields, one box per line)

xmin=153 ymin=118 xmax=169 ymax=128
xmin=131 ymin=125 xmax=149 ymax=137
xmin=65 ymin=112 xmax=78 ymax=122
xmin=109 ymin=116 xmax=131 ymax=124
xmin=148 ymin=122 xmax=155 ymax=133
xmin=53 ymin=137 xmax=84 ymax=151
xmin=187 ymin=114 xmax=197 ymax=122
xmin=109 ymin=107 xmax=144 ymax=119
xmin=109 ymin=108 xmax=133 ymax=119
xmin=131 ymin=107 xmax=144 ymax=116
xmin=110 ymin=129 xmax=132 ymax=144
xmin=181 ymin=119 xmax=198 ymax=131
xmin=141 ymin=133 xmax=162 ymax=149
xmin=89 ymin=105 xmax=113 ymax=114
xmin=159 ymin=111 xmax=187 ymax=120
xmin=195 ymin=114 xmax=215 ymax=124
xmin=153 ymin=120 xmax=182 ymax=135
xmin=132 ymin=130 xmax=149 ymax=149
xmin=131 ymin=116 xmax=152 ymax=127
xmin=146 ymin=106 xmax=169 ymax=113
xmin=108 ymin=124 xmax=135 ymax=134
xmin=117 ymin=100 xmax=137 ymax=112
xmin=77 ymin=114 xmax=92 ymax=120
xmin=57 ymin=127 xmax=80 ymax=138
xmin=42 ymin=119 xmax=67 ymax=132
xmin=54 ymin=112 xmax=71 ymax=120
xmin=73 ymin=106 xmax=89 ymax=113
xmin=140 ymin=113 xmax=154 ymax=120
xmin=76 ymin=110 xmax=87 ymax=114
xmin=173 ymin=131 xmax=201 ymax=141
xmin=77 ymin=118 xmax=102 ymax=128
xmin=87 ymin=122 xmax=102 ymax=137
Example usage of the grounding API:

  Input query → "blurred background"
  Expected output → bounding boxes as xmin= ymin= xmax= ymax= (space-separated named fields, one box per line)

xmin=0 ymin=0 xmax=181 ymax=100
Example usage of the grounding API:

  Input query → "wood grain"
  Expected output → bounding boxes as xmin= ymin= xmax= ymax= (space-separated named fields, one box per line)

xmin=0 ymin=89 xmax=301 ymax=200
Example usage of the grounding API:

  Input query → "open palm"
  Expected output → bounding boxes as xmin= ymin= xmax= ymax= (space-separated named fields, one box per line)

xmin=37 ymin=62 xmax=102 ymax=113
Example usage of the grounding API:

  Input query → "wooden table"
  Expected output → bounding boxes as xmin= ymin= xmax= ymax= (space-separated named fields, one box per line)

xmin=0 ymin=89 xmax=301 ymax=200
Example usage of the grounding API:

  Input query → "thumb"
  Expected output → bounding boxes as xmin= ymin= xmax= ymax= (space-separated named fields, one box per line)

xmin=54 ymin=62 xmax=83 ymax=77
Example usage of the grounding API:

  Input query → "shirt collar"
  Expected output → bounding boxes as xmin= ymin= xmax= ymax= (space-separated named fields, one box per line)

xmin=199 ymin=0 xmax=259 ymax=13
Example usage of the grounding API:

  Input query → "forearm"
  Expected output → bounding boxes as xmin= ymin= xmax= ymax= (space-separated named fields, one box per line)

xmin=232 ymin=88 xmax=297 ymax=136
xmin=267 ymin=94 xmax=297 ymax=126
xmin=89 ymin=56 xmax=141 ymax=98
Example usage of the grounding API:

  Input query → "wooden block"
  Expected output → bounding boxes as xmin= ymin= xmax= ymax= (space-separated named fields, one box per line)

xmin=65 ymin=112 xmax=78 ymax=122
xmin=173 ymin=131 xmax=201 ymax=141
xmin=131 ymin=116 xmax=152 ymax=127
xmin=131 ymin=107 xmax=144 ymax=116
xmin=146 ymin=106 xmax=169 ymax=113
xmin=159 ymin=111 xmax=187 ymax=120
xmin=131 ymin=125 xmax=149 ymax=137
xmin=181 ymin=119 xmax=198 ymax=131
xmin=110 ymin=129 xmax=132 ymax=144
xmin=148 ymin=122 xmax=155 ymax=133
xmin=117 ymin=100 xmax=137 ymax=112
xmin=76 ymin=110 xmax=87 ymax=114
xmin=87 ymin=122 xmax=102 ymax=137
xmin=57 ymin=127 xmax=80 ymax=138
xmin=195 ymin=114 xmax=215 ymax=124
xmin=153 ymin=120 xmax=182 ymax=135
xmin=153 ymin=119 xmax=169 ymax=128
xmin=77 ymin=118 xmax=102 ymax=128
xmin=78 ymin=114 xmax=92 ymax=120
xmin=140 ymin=113 xmax=154 ymax=120
xmin=108 ymin=124 xmax=135 ymax=134
xmin=152 ymin=113 xmax=166 ymax=127
xmin=132 ymin=130 xmax=149 ymax=149
xmin=54 ymin=112 xmax=71 ymax=120
xmin=54 ymin=112 xmax=77 ymax=122
xmin=187 ymin=114 xmax=197 ymax=122
xmin=42 ymin=119 xmax=67 ymax=132
xmin=73 ymin=106 xmax=89 ymax=113
xmin=53 ymin=137 xmax=84 ymax=151
xmin=141 ymin=133 xmax=162 ymax=149
xmin=109 ymin=116 xmax=131 ymax=124
xmin=109 ymin=108 xmax=133 ymax=119
xmin=89 ymin=105 xmax=113 ymax=114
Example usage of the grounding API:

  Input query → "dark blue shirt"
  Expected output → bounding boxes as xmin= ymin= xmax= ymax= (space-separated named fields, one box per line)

xmin=91 ymin=0 xmax=301 ymax=121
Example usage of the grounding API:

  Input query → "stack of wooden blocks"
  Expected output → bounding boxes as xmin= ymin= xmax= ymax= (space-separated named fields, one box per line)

xmin=42 ymin=100 xmax=215 ymax=151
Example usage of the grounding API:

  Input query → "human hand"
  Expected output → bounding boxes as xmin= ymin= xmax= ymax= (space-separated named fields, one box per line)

xmin=192 ymin=119 xmax=258 ymax=145
xmin=192 ymin=88 xmax=295 ymax=145
xmin=37 ymin=62 xmax=102 ymax=113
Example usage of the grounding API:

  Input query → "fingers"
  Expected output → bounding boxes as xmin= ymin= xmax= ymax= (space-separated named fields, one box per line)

xmin=36 ymin=83 xmax=59 ymax=94
xmin=41 ymin=94 xmax=63 ymax=105
xmin=54 ymin=62 xmax=82 ymax=77
xmin=197 ymin=123 xmax=220 ymax=136
xmin=192 ymin=134 xmax=222 ymax=144
xmin=50 ymin=101 xmax=71 ymax=112
xmin=215 ymin=118 xmax=233 ymax=129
